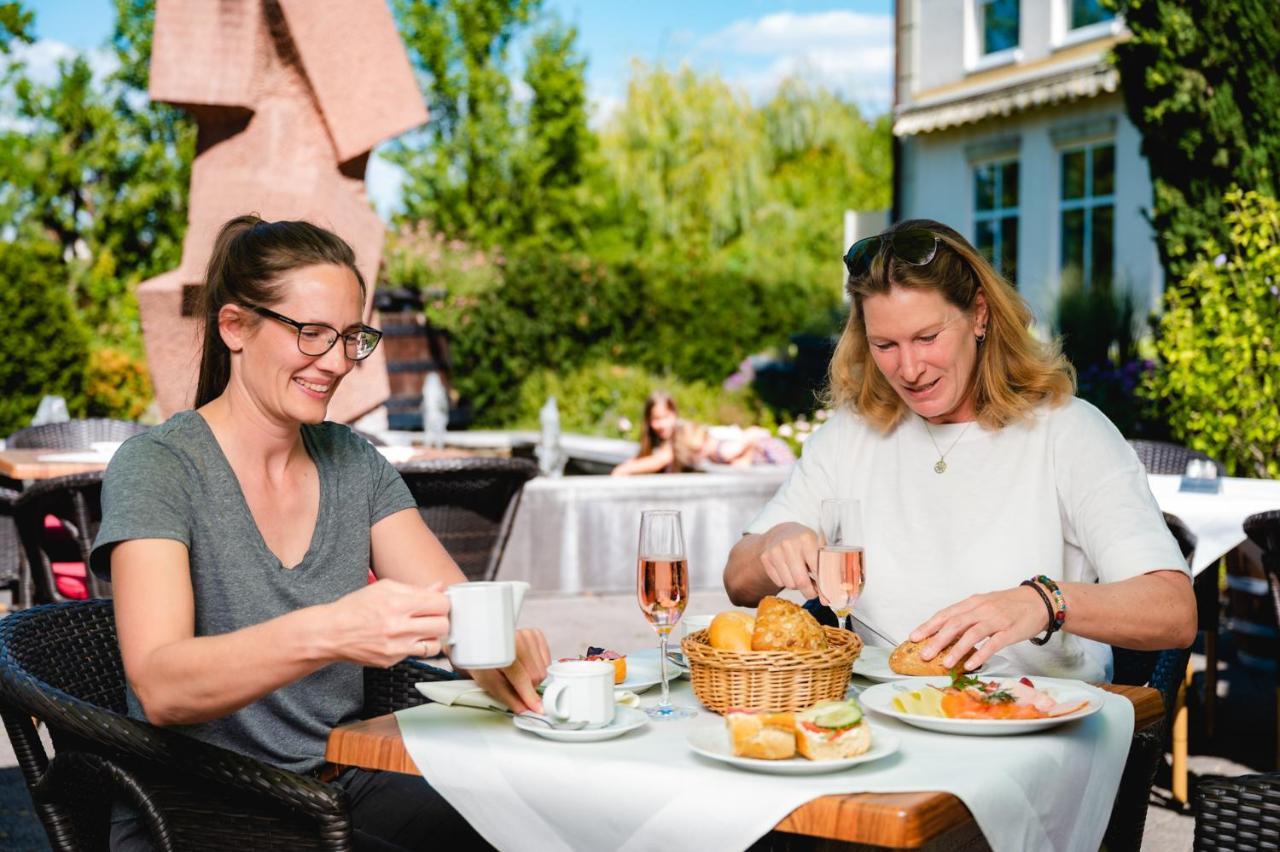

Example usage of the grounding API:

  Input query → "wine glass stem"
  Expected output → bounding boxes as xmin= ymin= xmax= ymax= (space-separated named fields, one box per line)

xmin=657 ymin=631 xmax=671 ymax=709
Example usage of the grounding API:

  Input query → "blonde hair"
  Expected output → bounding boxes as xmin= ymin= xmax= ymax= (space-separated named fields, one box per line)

xmin=827 ymin=219 xmax=1075 ymax=432
xmin=672 ymin=421 xmax=710 ymax=471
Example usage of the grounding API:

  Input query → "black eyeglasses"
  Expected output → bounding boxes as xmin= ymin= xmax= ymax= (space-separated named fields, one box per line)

xmin=249 ymin=305 xmax=383 ymax=361
xmin=843 ymin=228 xmax=941 ymax=278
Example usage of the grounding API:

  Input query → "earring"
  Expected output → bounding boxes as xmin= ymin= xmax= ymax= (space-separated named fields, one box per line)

xmin=976 ymin=328 xmax=986 ymax=343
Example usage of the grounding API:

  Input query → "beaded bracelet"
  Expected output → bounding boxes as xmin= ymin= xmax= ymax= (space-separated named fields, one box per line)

xmin=1034 ymin=574 xmax=1068 ymax=634
xmin=1020 ymin=580 xmax=1057 ymax=646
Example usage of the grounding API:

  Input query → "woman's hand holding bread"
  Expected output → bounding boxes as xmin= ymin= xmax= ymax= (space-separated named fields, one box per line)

xmin=758 ymin=522 xmax=820 ymax=599
xmin=909 ymin=585 xmax=1050 ymax=671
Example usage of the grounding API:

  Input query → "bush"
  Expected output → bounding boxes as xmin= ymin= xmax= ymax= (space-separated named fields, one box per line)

xmin=1144 ymin=187 xmax=1280 ymax=477
xmin=0 ymin=241 xmax=89 ymax=435
xmin=85 ymin=346 xmax=153 ymax=421
xmin=510 ymin=361 xmax=773 ymax=438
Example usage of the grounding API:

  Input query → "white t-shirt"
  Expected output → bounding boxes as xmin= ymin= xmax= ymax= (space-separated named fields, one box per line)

xmin=746 ymin=397 xmax=1188 ymax=682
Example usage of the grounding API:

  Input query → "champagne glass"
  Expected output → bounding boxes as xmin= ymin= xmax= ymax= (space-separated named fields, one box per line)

xmin=814 ymin=498 xmax=865 ymax=627
xmin=636 ymin=509 xmax=695 ymax=720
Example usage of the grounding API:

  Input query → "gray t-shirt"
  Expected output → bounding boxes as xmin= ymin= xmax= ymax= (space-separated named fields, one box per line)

xmin=90 ymin=410 xmax=417 ymax=774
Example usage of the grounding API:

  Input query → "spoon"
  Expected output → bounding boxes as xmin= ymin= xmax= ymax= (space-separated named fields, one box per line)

xmin=506 ymin=710 xmax=589 ymax=731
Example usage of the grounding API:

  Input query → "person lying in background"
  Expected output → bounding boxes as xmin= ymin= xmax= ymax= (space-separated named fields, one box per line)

xmin=673 ymin=421 xmax=796 ymax=470
xmin=611 ymin=391 xmax=683 ymax=475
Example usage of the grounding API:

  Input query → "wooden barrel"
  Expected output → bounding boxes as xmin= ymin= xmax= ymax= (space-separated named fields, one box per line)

xmin=1226 ymin=540 xmax=1276 ymax=669
xmin=374 ymin=289 xmax=453 ymax=431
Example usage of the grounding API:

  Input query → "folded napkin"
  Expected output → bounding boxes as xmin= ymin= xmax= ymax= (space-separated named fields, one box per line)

xmin=415 ymin=680 xmax=641 ymax=710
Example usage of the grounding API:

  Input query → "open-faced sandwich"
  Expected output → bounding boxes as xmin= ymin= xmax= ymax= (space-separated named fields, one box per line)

xmin=558 ymin=647 xmax=626 ymax=684
xmin=726 ymin=698 xmax=871 ymax=761
xmin=795 ymin=698 xmax=871 ymax=760
xmin=893 ymin=672 xmax=1090 ymax=720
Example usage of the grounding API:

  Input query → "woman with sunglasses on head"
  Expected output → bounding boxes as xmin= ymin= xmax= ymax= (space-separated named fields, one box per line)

xmin=724 ymin=219 xmax=1195 ymax=681
xmin=91 ymin=216 xmax=543 ymax=851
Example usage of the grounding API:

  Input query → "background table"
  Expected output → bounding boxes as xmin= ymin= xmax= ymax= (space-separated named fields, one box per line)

xmin=327 ymin=683 xmax=1161 ymax=850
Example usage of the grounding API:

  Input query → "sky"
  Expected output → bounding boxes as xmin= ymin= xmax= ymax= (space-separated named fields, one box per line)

xmin=20 ymin=0 xmax=895 ymax=217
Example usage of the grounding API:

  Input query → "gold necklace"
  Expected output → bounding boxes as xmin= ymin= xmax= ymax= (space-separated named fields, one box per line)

xmin=923 ymin=419 xmax=974 ymax=474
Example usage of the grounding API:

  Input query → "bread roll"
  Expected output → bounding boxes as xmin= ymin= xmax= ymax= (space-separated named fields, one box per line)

xmin=889 ymin=638 xmax=976 ymax=676
xmin=751 ymin=596 xmax=828 ymax=651
xmin=708 ymin=611 xmax=755 ymax=651
xmin=795 ymin=699 xmax=871 ymax=760
xmin=726 ymin=711 xmax=797 ymax=760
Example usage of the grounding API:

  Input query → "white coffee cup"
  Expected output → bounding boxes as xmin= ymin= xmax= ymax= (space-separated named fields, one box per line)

xmin=444 ymin=581 xmax=529 ymax=670
xmin=683 ymin=613 xmax=715 ymax=640
xmin=542 ymin=660 xmax=616 ymax=728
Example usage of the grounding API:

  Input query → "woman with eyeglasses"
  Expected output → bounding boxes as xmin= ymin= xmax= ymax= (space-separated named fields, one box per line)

xmin=724 ymin=219 xmax=1195 ymax=681
xmin=91 ymin=216 xmax=538 ymax=850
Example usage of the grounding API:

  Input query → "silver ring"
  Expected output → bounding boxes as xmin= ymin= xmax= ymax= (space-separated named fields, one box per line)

xmin=419 ymin=639 xmax=430 ymax=658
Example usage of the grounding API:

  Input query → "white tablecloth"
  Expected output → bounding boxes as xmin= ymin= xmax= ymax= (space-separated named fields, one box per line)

xmin=1148 ymin=475 xmax=1280 ymax=575
xmin=396 ymin=679 xmax=1134 ymax=852
xmin=497 ymin=471 xmax=789 ymax=592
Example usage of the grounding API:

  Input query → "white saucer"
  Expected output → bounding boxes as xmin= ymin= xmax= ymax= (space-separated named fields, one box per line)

xmin=686 ymin=725 xmax=899 ymax=774
xmin=513 ymin=705 xmax=649 ymax=742
xmin=627 ymin=648 xmax=689 ymax=681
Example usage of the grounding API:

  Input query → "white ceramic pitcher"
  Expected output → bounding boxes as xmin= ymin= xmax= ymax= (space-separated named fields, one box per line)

xmin=444 ymin=581 xmax=529 ymax=669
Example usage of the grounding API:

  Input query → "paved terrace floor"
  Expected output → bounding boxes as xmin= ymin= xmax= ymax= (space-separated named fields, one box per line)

xmin=0 ymin=590 xmax=1266 ymax=850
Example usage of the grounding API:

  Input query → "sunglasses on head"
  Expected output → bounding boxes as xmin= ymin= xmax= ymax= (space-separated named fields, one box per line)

xmin=842 ymin=228 xmax=941 ymax=279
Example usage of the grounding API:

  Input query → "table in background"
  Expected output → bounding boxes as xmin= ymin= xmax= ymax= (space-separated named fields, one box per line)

xmin=327 ymin=684 xmax=1161 ymax=850
xmin=495 ymin=469 xmax=790 ymax=593
xmin=0 ymin=449 xmax=108 ymax=481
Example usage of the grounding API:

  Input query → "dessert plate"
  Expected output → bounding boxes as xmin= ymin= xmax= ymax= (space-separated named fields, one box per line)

xmin=851 ymin=647 xmax=915 ymax=682
xmin=686 ymin=726 xmax=898 ymax=775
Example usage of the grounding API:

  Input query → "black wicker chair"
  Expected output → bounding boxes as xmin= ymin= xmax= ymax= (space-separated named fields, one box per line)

xmin=6 ymin=419 xmax=150 ymax=450
xmin=0 ymin=482 xmax=24 ymax=607
xmin=1128 ymin=439 xmax=1220 ymax=476
xmin=13 ymin=472 xmax=108 ymax=605
xmin=0 ymin=599 xmax=454 ymax=851
xmin=1194 ymin=772 xmax=1280 ymax=850
xmin=398 ymin=457 xmax=538 ymax=582
xmin=1243 ymin=510 xmax=1280 ymax=767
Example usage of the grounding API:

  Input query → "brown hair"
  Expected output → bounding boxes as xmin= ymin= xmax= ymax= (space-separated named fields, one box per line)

xmin=194 ymin=215 xmax=367 ymax=407
xmin=827 ymin=218 xmax=1075 ymax=431
xmin=637 ymin=391 xmax=679 ymax=459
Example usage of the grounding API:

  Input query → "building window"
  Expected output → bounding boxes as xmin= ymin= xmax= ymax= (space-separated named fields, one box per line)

xmin=980 ymin=0 xmax=1019 ymax=55
xmin=1070 ymin=0 xmax=1114 ymax=29
xmin=974 ymin=159 xmax=1019 ymax=284
xmin=1060 ymin=143 xmax=1115 ymax=291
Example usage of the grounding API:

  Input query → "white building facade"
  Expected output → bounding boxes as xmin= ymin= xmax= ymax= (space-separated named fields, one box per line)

xmin=893 ymin=0 xmax=1161 ymax=324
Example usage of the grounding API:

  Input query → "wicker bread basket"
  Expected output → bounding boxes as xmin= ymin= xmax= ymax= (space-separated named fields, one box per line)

xmin=680 ymin=626 xmax=862 ymax=714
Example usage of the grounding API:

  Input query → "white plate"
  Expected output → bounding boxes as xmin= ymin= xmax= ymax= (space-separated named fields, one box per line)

xmin=860 ymin=676 xmax=1106 ymax=736
xmin=851 ymin=647 xmax=915 ymax=682
xmin=686 ymin=725 xmax=899 ymax=775
xmin=627 ymin=647 xmax=689 ymax=680
xmin=617 ymin=663 xmax=663 ymax=694
xmin=513 ymin=705 xmax=649 ymax=742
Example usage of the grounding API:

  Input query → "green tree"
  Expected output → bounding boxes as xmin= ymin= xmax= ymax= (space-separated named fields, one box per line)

xmin=1110 ymin=0 xmax=1280 ymax=287
xmin=599 ymin=63 xmax=766 ymax=253
xmin=390 ymin=0 xmax=539 ymax=244
xmin=0 ymin=0 xmax=192 ymax=345
xmin=0 ymin=2 xmax=32 ymax=48
xmin=509 ymin=18 xmax=597 ymax=248
xmin=1144 ymin=188 xmax=1280 ymax=477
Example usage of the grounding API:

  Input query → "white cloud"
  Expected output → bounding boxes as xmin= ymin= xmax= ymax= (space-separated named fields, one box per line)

xmin=9 ymin=39 xmax=119 ymax=86
xmin=701 ymin=11 xmax=894 ymax=111
xmin=706 ymin=11 xmax=892 ymax=54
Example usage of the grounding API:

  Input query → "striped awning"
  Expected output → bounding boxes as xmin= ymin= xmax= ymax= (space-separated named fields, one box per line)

xmin=894 ymin=65 xmax=1119 ymax=137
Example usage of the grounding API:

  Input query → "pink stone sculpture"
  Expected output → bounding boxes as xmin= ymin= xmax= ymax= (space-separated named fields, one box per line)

xmin=139 ymin=0 xmax=428 ymax=422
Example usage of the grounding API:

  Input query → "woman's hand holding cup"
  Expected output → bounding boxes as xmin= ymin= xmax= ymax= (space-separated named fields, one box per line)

xmin=326 ymin=579 xmax=451 ymax=668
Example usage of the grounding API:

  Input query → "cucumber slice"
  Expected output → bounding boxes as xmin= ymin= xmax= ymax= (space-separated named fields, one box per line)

xmin=814 ymin=703 xmax=862 ymax=728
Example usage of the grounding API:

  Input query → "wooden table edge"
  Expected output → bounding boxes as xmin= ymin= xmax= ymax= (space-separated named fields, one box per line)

xmin=0 ymin=449 xmax=107 ymax=480
xmin=327 ymin=683 xmax=1162 ymax=849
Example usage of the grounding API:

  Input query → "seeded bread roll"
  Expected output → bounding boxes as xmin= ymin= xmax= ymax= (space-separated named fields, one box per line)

xmin=889 ymin=638 xmax=976 ymax=675
xmin=751 ymin=596 xmax=828 ymax=651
